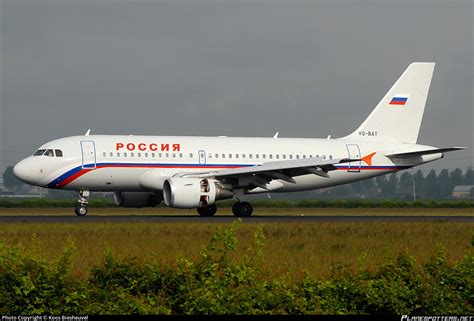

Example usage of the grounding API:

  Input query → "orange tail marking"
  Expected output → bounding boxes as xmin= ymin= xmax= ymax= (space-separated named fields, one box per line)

xmin=361 ymin=152 xmax=376 ymax=166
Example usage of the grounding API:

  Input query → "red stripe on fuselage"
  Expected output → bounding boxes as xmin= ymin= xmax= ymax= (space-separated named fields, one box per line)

xmin=57 ymin=168 xmax=93 ymax=188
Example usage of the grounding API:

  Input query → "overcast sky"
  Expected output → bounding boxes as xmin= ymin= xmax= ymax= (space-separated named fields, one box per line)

xmin=1 ymin=0 xmax=472 ymax=173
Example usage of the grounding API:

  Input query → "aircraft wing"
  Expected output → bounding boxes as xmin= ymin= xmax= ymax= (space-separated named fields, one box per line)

xmin=179 ymin=157 xmax=358 ymax=190
xmin=385 ymin=147 xmax=465 ymax=158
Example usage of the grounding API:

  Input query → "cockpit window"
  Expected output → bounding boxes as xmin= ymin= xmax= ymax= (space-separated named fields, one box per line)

xmin=33 ymin=149 xmax=46 ymax=156
xmin=55 ymin=149 xmax=63 ymax=157
xmin=45 ymin=149 xmax=54 ymax=157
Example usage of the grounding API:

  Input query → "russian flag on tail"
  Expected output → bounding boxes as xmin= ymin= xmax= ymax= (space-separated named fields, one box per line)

xmin=389 ymin=94 xmax=409 ymax=106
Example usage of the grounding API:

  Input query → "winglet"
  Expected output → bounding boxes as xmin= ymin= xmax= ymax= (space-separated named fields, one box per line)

xmin=361 ymin=152 xmax=376 ymax=166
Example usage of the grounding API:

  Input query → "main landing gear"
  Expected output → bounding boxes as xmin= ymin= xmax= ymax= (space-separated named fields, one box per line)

xmin=195 ymin=201 xmax=254 ymax=217
xmin=74 ymin=190 xmax=89 ymax=216
xmin=196 ymin=204 xmax=217 ymax=217
xmin=232 ymin=201 xmax=253 ymax=217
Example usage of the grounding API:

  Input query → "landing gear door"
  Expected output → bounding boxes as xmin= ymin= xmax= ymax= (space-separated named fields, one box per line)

xmin=81 ymin=141 xmax=96 ymax=169
xmin=346 ymin=144 xmax=361 ymax=172
xmin=198 ymin=150 xmax=206 ymax=165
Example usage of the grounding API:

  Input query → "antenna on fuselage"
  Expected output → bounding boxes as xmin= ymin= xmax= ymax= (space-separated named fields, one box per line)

xmin=85 ymin=129 xmax=91 ymax=136
xmin=273 ymin=132 xmax=279 ymax=139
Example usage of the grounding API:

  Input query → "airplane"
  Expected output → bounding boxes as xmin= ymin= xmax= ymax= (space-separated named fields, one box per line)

xmin=13 ymin=62 xmax=464 ymax=217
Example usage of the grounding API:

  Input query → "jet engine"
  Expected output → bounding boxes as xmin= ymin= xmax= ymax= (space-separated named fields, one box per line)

xmin=114 ymin=192 xmax=162 ymax=208
xmin=163 ymin=177 xmax=233 ymax=208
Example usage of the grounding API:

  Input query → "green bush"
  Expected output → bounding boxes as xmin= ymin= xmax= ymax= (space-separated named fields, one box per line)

xmin=0 ymin=222 xmax=472 ymax=314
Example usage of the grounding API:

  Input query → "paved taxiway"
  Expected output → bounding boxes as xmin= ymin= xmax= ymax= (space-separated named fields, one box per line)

xmin=0 ymin=215 xmax=473 ymax=223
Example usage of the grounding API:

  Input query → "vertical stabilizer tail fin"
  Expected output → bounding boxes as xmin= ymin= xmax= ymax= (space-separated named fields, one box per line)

xmin=343 ymin=62 xmax=435 ymax=143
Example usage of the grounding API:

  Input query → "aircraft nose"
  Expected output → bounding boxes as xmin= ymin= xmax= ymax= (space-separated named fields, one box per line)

xmin=13 ymin=159 xmax=36 ymax=185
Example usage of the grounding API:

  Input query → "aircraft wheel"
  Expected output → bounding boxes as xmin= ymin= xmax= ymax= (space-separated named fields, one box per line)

xmin=232 ymin=201 xmax=253 ymax=217
xmin=74 ymin=204 xmax=88 ymax=216
xmin=197 ymin=204 xmax=217 ymax=217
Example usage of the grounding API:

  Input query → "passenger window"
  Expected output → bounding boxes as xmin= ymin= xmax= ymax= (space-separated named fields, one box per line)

xmin=269 ymin=154 xmax=272 ymax=159
xmin=249 ymin=154 xmax=252 ymax=159
xmin=45 ymin=149 xmax=54 ymax=157
xmin=158 ymin=153 xmax=162 ymax=158
xmin=303 ymin=155 xmax=306 ymax=159
xmin=329 ymin=155 xmax=333 ymax=160
xmin=151 ymin=153 xmax=155 ymax=158
xmin=256 ymin=154 xmax=259 ymax=159
xmin=215 ymin=154 xmax=219 ymax=159
xmin=55 ymin=150 xmax=63 ymax=157
xmin=296 ymin=155 xmax=300 ymax=159
xmin=228 ymin=154 xmax=232 ymax=159
xmin=179 ymin=153 xmax=183 ymax=158
xmin=131 ymin=152 xmax=134 ymax=157
xmin=262 ymin=154 xmax=266 ymax=159
xmin=138 ymin=153 xmax=142 ymax=157
xmin=235 ymin=154 xmax=239 ymax=159
xmin=222 ymin=154 xmax=225 ymax=159
xmin=165 ymin=153 xmax=169 ymax=158
xmin=323 ymin=155 xmax=326 ymax=159
xmin=283 ymin=155 xmax=286 ymax=159
xmin=190 ymin=153 xmax=193 ymax=158
xmin=33 ymin=149 xmax=46 ymax=156
xmin=289 ymin=155 xmax=293 ymax=159
xmin=102 ymin=152 xmax=106 ymax=157
xmin=124 ymin=152 xmax=128 ymax=157
xmin=117 ymin=152 xmax=120 ymax=157
xmin=208 ymin=153 xmax=212 ymax=159
xmin=145 ymin=153 xmax=148 ymax=157
xmin=172 ymin=153 xmax=176 ymax=158
xmin=242 ymin=154 xmax=246 ymax=158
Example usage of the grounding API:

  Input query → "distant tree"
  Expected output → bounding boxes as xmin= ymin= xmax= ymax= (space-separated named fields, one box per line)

xmin=387 ymin=173 xmax=399 ymax=198
xmin=438 ymin=169 xmax=451 ymax=197
xmin=375 ymin=176 xmax=388 ymax=197
xmin=2 ymin=166 xmax=22 ymax=191
xmin=375 ymin=174 xmax=398 ymax=198
xmin=398 ymin=172 xmax=414 ymax=198
xmin=425 ymin=169 xmax=439 ymax=198
xmin=450 ymin=168 xmax=464 ymax=188
xmin=471 ymin=187 xmax=474 ymax=198
xmin=413 ymin=170 xmax=425 ymax=199
xmin=350 ymin=178 xmax=376 ymax=197
xmin=465 ymin=168 xmax=474 ymax=185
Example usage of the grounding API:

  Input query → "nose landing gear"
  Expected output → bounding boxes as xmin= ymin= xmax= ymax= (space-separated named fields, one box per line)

xmin=75 ymin=190 xmax=89 ymax=216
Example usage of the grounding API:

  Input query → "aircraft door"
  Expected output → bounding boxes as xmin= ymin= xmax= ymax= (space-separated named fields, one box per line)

xmin=346 ymin=144 xmax=361 ymax=172
xmin=81 ymin=141 xmax=97 ymax=169
xmin=198 ymin=150 xmax=206 ymax=165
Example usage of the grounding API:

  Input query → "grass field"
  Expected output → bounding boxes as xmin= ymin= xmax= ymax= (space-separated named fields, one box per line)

xmin=1 ymin=218 xmax=472 ymax=279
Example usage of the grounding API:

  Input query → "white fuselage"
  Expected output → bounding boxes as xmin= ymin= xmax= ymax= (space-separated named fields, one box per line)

xmin=14 ymin=134 xmax=441 ymax=194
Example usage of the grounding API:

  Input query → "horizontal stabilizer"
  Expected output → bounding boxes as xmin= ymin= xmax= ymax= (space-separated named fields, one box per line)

xmin=385 ymin=147 xmax=465 ymax=158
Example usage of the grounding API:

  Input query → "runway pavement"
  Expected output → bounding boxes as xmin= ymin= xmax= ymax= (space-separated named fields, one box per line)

xmin=0 ymin=215 xmax=473 ymax=223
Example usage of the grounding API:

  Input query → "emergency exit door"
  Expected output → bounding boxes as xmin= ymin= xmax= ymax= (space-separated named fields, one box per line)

xmin=81 ymin=141 xmax=96 ymax=169
xmin=346 ymin=144 xmax=361 ymax=172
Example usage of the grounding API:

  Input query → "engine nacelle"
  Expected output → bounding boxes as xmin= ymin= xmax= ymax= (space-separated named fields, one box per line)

xmin=163 ymin=177 xmax=232 ymax=208
xmin=114 ymin=192 xmax=162 ymax=208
